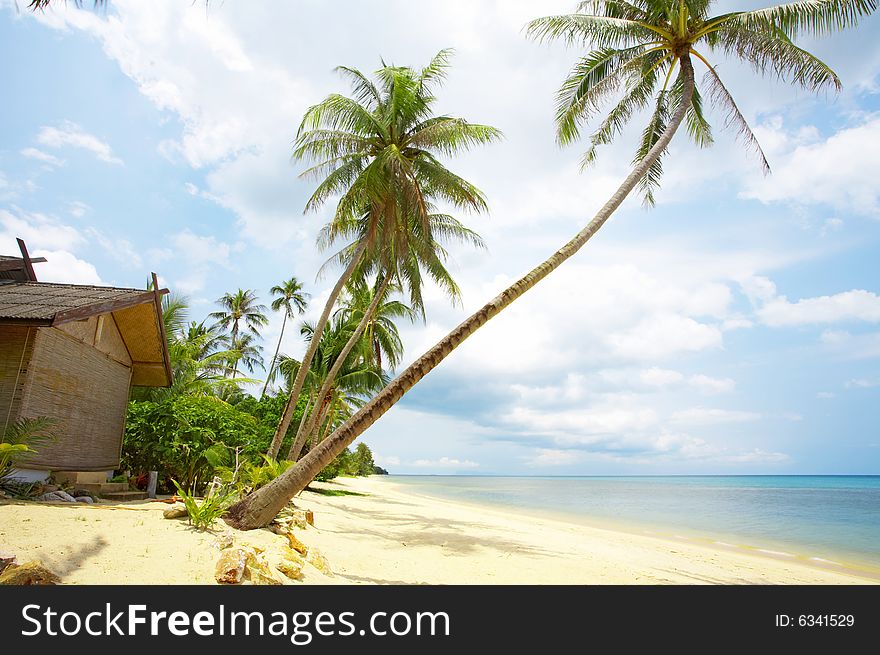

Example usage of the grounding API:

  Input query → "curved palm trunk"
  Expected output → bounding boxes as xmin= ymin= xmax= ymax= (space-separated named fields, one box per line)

xmin=284 ymin=391 xmax=314 ymax=460
xmin=287 ymin=271 xmax=393 ymax=461
xmin=261 ymin=311 xmax=289 ymax=398
xmin=227 ymin=58 xmax=696 ymax=530
xmin=306 ymin=391 xmax=335 ymax=451
xmin=266 ymin=241 xmax=366 ymax=459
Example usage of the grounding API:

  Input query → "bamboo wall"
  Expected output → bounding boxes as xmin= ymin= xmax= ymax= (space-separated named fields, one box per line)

xmin=16 ymin=327 xmax=132 ymax=471
xmin=57 ymin=315 xmax=132 ymax=367
xmin=0 ymin=326 xmax=35 ymax=434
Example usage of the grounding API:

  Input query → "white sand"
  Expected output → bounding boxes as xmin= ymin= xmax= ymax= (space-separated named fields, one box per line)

xmin=1 ymin=476 xmax=876 ymax=585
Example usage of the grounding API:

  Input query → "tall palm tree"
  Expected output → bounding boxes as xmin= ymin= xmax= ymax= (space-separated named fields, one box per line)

xmin=286 ymin=271 xmax=417 ymax=460
xmin=279 ymin=317 xmax=386 ymax=460
xmin=226 ymin=0 xmax=877 ymax=529
xmin=210 ymin=289 xmax=268 ymax=377
xmin=266 ymin=50 xmax=502 ymax=458
xmin=261 ymin=278 xmax=310 ymax=397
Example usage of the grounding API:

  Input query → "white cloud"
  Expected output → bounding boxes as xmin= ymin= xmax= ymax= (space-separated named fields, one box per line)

xmin=606 ymin=314 xmax=723 ymax=360
xmin=526 ymin=449 xmax=582 ymax=467
xmin=0 ymin=208 xmax=102 ymax=284
xmin=374 ymin=455 xmax=401 ymax=467
xmin=84 ymin=227 xmax=143 ymax=270
xmin=846 ymin=378 xmax=879 ymax=389
xmin=669 ymin=408 xmax=762 ymax=426
xmin=720 ymin=449 xmax=790 ymax=464
xmin=758 ymin=289 xmax=880 ymax=326
xmin=36 ymin=121 xmax=123 ymax=165
xmin=68 ymin=201 xmax=90 ymax=218
xmin=688 ymin=374 xmax=736 ymax=395
xmin=20 ymin=147 xmax=65 ymax=167
xmin=28 ymin=249 xmax=103 ymax=285
xmin=0 ymin=208 xmax=85 ymax=251
xmin=742 ymin=115 xmax=880 ymax=216
xmin=411 ymin=457 xmax=479 ymax=469
xmin=816 ymin=391 xmax=836 ymax=399
xmin=821 ymin=217 xmax=844 ymax=236
xmin=639 ymin=367 xmax=684 ymax=387
xmin=167 ymin=229 xmax=232 ymax=294
xmin=506 ymin=402 xmax=661 ymax=440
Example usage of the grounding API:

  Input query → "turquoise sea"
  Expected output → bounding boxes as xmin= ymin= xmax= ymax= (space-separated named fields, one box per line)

xmin=386 ymin=475 xmax=880 ymax=571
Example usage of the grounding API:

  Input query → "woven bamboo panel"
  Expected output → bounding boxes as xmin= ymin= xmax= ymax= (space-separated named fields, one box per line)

xmin=98 ymin=315 xmax=132 ymax=365
xmin=17 ymin=327 xmax=131 ymax=471
xmin=56 ymin=315 xmax=131 ymax=366
xmin=0 ymin=326 xmax=35 ymax=429
xmin=114 ymin=302 xmax=168 ymax=385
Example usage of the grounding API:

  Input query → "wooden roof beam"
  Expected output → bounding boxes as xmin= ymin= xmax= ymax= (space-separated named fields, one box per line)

xmin=0 ymin=257 xmax=48 ymax=272
xmin=16 ymin=238 xmax=38 ymax=282
xmin=151 ymin=272 xmax=174 ymax=387
xmin=52 ymin=288 xmax=169 ymax=326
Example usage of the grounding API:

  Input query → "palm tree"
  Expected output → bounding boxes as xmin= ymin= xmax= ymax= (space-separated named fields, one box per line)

xmin=286 ymin=274 xmax=414 ymax=460
xmin=279 ymin=317 xmax=386 ymax=460
xmin=210 ymin=289 xmax=268 ymax=377
xmin=266 ymin=50 xmax=501 ymax=458
xmin=228 ymin=332 xmax=265 ymax=377
xmin=337 ymin=276 xmax=414 ymax=374
xmin=225 ymin=0 xmax=877 ymax=529
xmin=261 ymin=278 xmax=310 ymax=397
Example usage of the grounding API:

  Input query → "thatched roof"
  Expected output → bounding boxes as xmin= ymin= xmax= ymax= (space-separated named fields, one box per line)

xmin=0 ymin=281 xmax=153 ymax=321
xmin=0 ymin=281 xmax=172 ymax=387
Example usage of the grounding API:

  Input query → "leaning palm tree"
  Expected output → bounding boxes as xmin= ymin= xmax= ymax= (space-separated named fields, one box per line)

xmin=266 ymin=50 xmax=501 ymax=458
xmin=210 ymin=289 xmax=268 ymax=377
xmin=261 ymin=277 xmax=310 ymax=397
xmin=226 ymin=0 xmax=877 ymax=529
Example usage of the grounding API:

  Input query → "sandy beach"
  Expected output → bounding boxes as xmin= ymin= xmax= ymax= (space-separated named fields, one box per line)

xmin=1 ymin=475 xmax=876 ymax=585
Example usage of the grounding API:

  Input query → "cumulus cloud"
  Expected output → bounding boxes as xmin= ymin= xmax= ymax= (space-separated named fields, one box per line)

xmin=167 ymin=229 xmax=233 ymax=294
xmin=688 ymin=374 xmax=736 ymax=395
xmin=669 ymin=408 xmax=763 ymax=426
xmin=758 ymin=289 xmax=880 ymax=326
xmin=28 ymin=249 xmax=103 ymax=285
xmin=0 ymin=208 xmax=103 ymax=284
xmin=0 ymin=208 xmax=85 ymax=251
xmin=36 ymin=121 xmax=123 ymax=165
xmin=742 ymin=115 xmax=880 ymax=216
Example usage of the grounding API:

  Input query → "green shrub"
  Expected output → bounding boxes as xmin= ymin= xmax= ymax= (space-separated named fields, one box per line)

xmin=123 ymin=397 xmax=263 ymax=493
xmin=171 ymin=480 xmax=233 ymax=530
xmin=0 ymin=417 xmax=56 ymax=491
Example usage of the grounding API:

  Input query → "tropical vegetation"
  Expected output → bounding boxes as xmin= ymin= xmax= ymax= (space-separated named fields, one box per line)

xmin=224 ymin=0 xmax=877 ymax=529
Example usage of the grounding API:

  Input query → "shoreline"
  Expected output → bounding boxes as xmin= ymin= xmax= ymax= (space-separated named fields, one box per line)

xmin=1 ymin=475 xmax=877 ymax=584
xmin=296 ymin=476 xmax=879 ymax=584
xmin=374 ymin=476 xmax=880 ymax=581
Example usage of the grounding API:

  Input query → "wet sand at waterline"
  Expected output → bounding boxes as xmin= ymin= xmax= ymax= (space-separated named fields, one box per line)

xmin=0 ymin=476 xmax=875 ymax=584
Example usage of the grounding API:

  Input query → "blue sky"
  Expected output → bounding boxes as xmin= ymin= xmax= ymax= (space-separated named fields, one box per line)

xmin=1 ymin=1 xmax=879 ymax=475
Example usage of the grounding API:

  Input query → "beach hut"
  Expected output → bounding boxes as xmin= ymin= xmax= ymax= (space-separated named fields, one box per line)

xmin=0 ymin=239 xmax=172 ymax=489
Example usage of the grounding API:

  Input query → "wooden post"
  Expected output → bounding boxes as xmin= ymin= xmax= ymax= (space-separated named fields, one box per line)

xmin=147 ymin=471 xmax=158 ymax=499
xmin=16 ymin=238 xmax=37 ymax=282
xmin=151 ymin=272 xmax=173 ymax=386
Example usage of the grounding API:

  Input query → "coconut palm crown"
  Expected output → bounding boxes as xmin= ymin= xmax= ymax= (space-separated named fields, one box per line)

xmin=294 ymin=49 xmax=501 ymax=308
xmin=527 ymin=0 xmax=875 ymax=204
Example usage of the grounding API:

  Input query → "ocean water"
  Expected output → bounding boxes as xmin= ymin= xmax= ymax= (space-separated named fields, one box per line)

xmin=386 ymin=475 xmax=880 ymax=571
